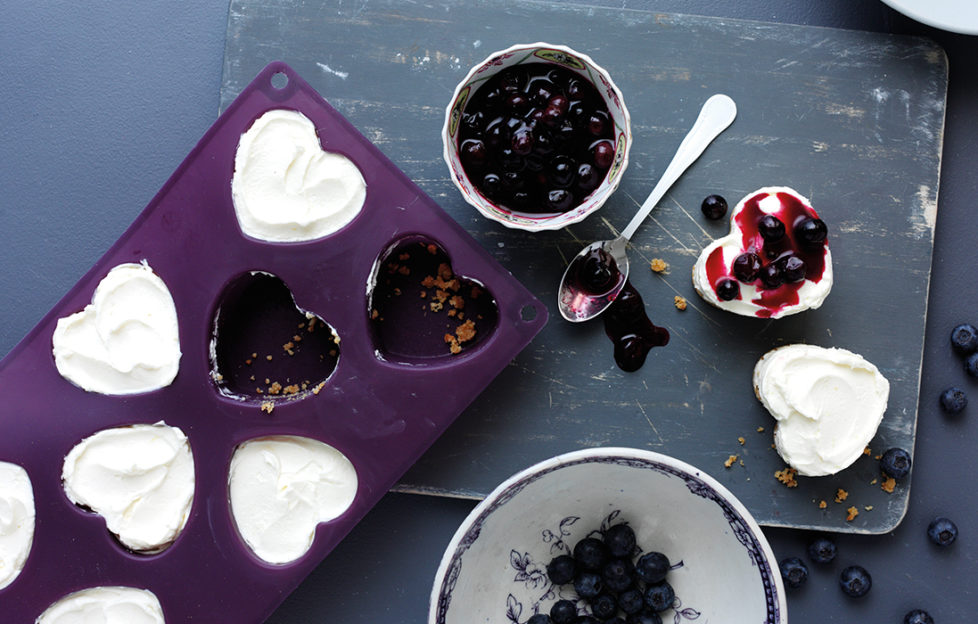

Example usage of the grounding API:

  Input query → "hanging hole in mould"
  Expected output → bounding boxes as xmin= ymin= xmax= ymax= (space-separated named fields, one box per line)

xmin=270 ymin=71 xmax=289 ymax=89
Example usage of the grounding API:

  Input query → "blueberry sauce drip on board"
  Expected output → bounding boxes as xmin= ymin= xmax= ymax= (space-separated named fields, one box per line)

xmin=457 ymin=63 xmax=616 ymax=215
xmin=603 ymin=282 xmax=669 ymax=372
xmin=705 ymin=190 xmax=828 ymax=318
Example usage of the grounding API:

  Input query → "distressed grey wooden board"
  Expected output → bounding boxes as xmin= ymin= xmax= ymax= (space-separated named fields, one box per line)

xmin=221 ymin=0 xmax=946 ymax=533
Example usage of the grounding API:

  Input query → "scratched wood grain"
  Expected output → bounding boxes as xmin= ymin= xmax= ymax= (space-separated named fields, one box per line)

xmin=221 ymin=0 xmax=947 ymax=533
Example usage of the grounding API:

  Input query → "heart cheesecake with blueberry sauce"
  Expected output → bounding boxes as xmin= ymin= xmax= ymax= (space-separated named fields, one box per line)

xmin=692 ymin=187 xmax=832 ymax=319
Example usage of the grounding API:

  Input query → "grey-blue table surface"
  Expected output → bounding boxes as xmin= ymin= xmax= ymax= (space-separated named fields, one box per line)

xmin=1 ymin=1 xmax=974 ymax=622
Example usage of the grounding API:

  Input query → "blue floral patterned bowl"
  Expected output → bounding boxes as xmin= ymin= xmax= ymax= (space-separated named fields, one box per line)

xmin=429 ymin=447 xmax=786 ymax=624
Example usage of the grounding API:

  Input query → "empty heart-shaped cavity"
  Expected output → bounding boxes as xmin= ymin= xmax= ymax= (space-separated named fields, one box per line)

xmin=62 ymin=422 xmax=195 ymax=554
xmin=368 ymin=238 xmax=498 ymax=362
xmin=210 ymin=272 xmax=340 ymax=402
xmin=231 ymin=108 xmax=367 ymax=242
xmin=52 ymin=261 xmax=181 ymax=395
xmin=692 ymin=187 xmax=833 ymax=319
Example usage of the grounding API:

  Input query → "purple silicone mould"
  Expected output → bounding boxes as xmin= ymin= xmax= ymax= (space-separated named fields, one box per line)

xmin=0 ymin=62 xmax=547 ymax=622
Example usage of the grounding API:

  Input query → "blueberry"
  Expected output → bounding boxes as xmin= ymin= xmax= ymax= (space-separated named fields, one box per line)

xmin=904 ymin=609 xmax=935 ymax=624
xmin=927 ymin=517 xmax=958 ymax=546
xmin=576 ymin=162 xmax=600 ymax=193
xmin=760 ymin=262 xmax=784 ymax=289
xmin=589 ymin=592 xmax=618 ymax=620
xmin=635 ymin=551 xmax=670 ymax=584
xmin=574 ymin=571 xmax=605 ymax=599
xmin=939 ymin=387 xmax=967 ymax=414
xmin=588 ymin=111 xmax=609 ymax=136
xmin=481 ymin=173 xmax=503 ymax=199
xmin=546 ymin=188 xmax=575 ymax=213
xmin=779 ymin=556 xmax=808 ymax=589
xmin=574 ymin=537 xmax=611 ymax=571
xmin=950 ymin=323 xmax=978 ymax=353
xmin=839 ymin=565 xmax=872 ymax=598
xmin=550 ymin=155 xmax=577 ymax=187
xmin=592 ymin=140 xmax=615 ymax=169
xmin=780 ymin=255 xmax=806 ymax=283
xmin=643 ymin=581 xmax=675 ymax=612
xmin=527 ymin=614 xmax=553 ymax=624
xmin=511 ymin=127 xmax=535 ymax=155
xmin=575 ymin=616 xmax=600 ymax=624
xmin=603 ymin=524 xmax=636 ymax=558
xmin=966 ymin=352 xmax=978 ymax=377
xmin=550 ymin=600 xmax=578 ymax=624
xmin=603 ymin=619 xmax=626 ymax=624
xmin=715 ymin=278 xmax=740 ymax=301
xmin=459 ymin=139 xmax=487 ymax=168
xmin=795 ymin=217 xmax=827 ymax=246
xmin=758 ymin=215 xmax=786 ymax=243
xmin=602 ymin=558 xmax=635 ymax=593
xmin=625 ymin=611 xmax=662 ymax=624
xmin=879 ymin=447 xmax=912 ymax=480
xmin=806 ymin=536 xmax=837 ymax=564
xmin=617 ymin=588 xmax=645 ymax=615
xmin=547 ymin=554 xmax=577 ymax=585
xmin=732 ymin=252 xmax=762 ymax=282
xmin=701 ymin=194 xmax=728 ymax=220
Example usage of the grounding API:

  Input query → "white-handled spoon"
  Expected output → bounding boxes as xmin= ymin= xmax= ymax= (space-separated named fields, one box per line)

xmin=557 ymin=93 xmax=738 ymax=322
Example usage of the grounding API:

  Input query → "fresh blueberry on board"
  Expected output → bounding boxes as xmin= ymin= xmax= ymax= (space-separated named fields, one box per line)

xmin=964 ymin=352 xmax=978 ymax=377
xmin=879 ymin=448 xmax=913 ymax=480
xmin=701 ymin=194 xmax=728 ymax=220
xmin=904 ymin=609 xmax=935 ymax=624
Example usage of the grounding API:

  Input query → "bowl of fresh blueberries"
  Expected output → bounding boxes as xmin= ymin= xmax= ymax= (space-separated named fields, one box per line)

xmin=442 ymin=43 xmax=631 ymax=231
xmin=429 ymin=447 xmax=786 ymax=624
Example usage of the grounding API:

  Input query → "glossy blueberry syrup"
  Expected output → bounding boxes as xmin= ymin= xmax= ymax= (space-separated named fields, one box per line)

xmin=603 ymin=282 xmax=670 ymax=372
xmin=705 ymin=190 xmax=827 ymax=318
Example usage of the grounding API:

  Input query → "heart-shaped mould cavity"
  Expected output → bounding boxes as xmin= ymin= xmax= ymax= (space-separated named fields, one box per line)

xmin=369 ymin=238 xmax=498 ymax=362
xmin=210 ymin=272 xmax=340 ymax=401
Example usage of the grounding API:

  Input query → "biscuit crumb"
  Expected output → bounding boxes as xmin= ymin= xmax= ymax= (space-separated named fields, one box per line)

xmin=835 ymin=488 xmax=848 ymax=503
xmin=267 ymin=381 xmax=282 ymax=395
xmin=881 ymin=477 xmax=896 ymax=493
xmin=775 ymin=467 xmax=798 ymax=488
xmin=312 ymin=381 xmax=326 ymax=395
xmin=266 ymin=355 xmax=273 ymax=361
xmin=846 ymin=506 xmax=859 ymax=522
xmin=283 ymin=384 xmax=300 ymax=395
xmin=756 ymin=426 xmax=765 ymax=433
xmin=870 ymin=478 xmax=878 ymax=485
xmin=397 ymin=265 xmax=410 ymax=276
xmin=674 ymin=295 xmax=687 ymax=310
xmin=864 ymin=505 xmax=874 ymax=511
xmin=724 ymin=455 xmax=738 ymax=468
xmin=818 ymin=500 xmax=827 ymax=509
xmin=455 ymin=319 xmax=477 ymax=343
xmin=260 ymin=401 xmax=274 ymax=414
xmin=650 ymin=258 xmax=668 ymax=273
xmin=426 ymin=243 xmax=438 ymax=255
xmin=863 ymin=446 xmax=872 ymax=456
xmin=738 ymin=436 xmax=746 ymax=446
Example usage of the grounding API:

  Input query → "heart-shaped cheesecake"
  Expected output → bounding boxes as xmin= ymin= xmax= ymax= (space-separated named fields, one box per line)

xmin=231 ymin=109 xmax=366 ymax=242
xmin=753 ymin=344 xmax=889 ymax=477
xmin=692 ymin=187 xmax=832 ymax=319
xmin=62 ymin=422 xmax=195 ymax=553
xmin=52 ymin=262 xmax=181 ymax=395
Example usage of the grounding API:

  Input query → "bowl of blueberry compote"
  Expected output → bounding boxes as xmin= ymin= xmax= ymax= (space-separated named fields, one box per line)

xmin=443 ymin=43 xmax=631 ymax=231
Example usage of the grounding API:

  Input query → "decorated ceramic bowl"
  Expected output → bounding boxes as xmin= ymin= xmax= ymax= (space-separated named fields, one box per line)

xmin=442 ymin=42 xmax=631 ymax=231
xmin=429 ymin=447 xmax=786 ymax=624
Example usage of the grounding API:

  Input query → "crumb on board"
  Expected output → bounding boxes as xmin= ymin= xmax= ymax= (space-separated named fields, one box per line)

xmin=756 ymin=426 xmax=765 ymax=433
xmin=835 ymin=488 xmax=849 ymax=503
xmin=650 ymin=258 xmax=668 ymax=273
xmin=881 ymin=477 xmax=896 ymax=493
xmin=846 ymin=506 xmax=859 ymax=522
xmin=724 ymin=454 xmax=738 ymax=468
xmin=870 ymin=477 xmax=878 ymax=485
xmin=674 ymin=295 xmax=687 ymax=310
xmin=863 ymin=446 xmax=872 ymax=456
xmin=818 ymin=500 xmax=827 ymax=509
xmin=738 ymin=436 xmax=746 ymax=446
xmin=775 ymin=467 xmax=798 ymax=487
xmin=864 ymin=505 xmax=874 ymax=511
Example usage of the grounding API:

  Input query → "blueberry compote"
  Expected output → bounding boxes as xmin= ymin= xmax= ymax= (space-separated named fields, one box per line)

xmin=457 ymin=63 xmax=617 ymax=214
xmin=604 ymin=283 xmax=669 ymax=372
xmin=705 ymin=190 xmax=827 ymax=318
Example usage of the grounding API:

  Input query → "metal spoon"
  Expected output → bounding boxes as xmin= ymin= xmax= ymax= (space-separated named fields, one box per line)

xmin=557 ymin=93 xmax=738 ymax=322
